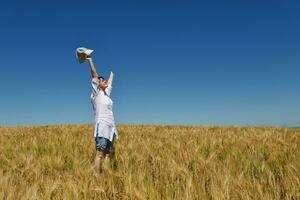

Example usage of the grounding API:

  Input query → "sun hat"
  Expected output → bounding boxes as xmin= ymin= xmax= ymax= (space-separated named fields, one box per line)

xmin=76 ymin=47 xmax=94 ymax=64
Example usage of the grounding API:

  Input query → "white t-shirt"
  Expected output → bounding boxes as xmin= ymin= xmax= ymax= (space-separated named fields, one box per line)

xmin=91 ymin=78 xmax=118 ymax=141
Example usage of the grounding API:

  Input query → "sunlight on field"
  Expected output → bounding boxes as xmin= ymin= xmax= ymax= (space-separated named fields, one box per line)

xmin=0 ymin=125 xmax=299 ymax=199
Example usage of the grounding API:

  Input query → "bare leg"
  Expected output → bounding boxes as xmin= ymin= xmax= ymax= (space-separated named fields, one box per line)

xmin=94 ymin=150 xmax=106 ymax=176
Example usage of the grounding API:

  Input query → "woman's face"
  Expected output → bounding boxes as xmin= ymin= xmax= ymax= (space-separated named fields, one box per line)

xmin=99 ymin=78 xmax=108 ymax=90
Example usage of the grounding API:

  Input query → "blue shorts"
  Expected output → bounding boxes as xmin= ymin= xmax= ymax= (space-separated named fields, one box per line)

xmin=95 ymin=137 xmax=114 ymax=152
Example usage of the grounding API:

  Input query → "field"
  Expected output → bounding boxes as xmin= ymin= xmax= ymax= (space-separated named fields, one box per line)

xmin=0 ymin=125 xmax=299 ymax=199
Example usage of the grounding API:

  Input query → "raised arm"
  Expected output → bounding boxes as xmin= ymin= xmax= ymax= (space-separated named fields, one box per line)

xmin=86 ymin=57 xmax=98 ymax=78
xmin=107 ymin=71 xmax=114 ymax=86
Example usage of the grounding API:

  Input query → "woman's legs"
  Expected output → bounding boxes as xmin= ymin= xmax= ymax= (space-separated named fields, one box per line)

xmin=94 ymin=136 xmax=115 ymax=175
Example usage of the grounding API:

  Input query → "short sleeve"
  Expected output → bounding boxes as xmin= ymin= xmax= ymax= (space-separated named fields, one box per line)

xmin=91 ymin=78 xmax=100 ymax=97
xmin=105 ymin=85 xmax=112 ymax=96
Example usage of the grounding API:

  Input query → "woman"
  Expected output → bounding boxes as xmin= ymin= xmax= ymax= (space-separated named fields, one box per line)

xmin=83 ymin=52 xmax=118 ymax=175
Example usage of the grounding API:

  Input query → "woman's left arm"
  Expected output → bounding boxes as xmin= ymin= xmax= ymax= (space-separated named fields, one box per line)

xmin=107 ymin=71 xmax=114 ymax=86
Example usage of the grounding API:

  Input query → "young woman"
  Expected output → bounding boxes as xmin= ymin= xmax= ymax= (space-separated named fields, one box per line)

xmin=84 ymin=54 xmax=118 ymax=175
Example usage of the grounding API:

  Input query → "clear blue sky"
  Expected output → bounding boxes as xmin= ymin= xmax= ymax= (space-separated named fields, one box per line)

xmin=0 ymin=0 xmax=299 ymax=126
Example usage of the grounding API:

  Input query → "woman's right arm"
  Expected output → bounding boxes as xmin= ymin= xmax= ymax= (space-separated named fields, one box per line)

xmin=86 ymin=57 xmax=98 ymax=78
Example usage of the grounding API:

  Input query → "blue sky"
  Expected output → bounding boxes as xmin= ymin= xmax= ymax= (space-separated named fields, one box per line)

xmin=0 ymin=0 xmax=299 ymax=126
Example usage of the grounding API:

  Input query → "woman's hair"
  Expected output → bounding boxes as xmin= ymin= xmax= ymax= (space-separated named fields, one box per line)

xmin=98 ymin=76 xmax=105 ymax=80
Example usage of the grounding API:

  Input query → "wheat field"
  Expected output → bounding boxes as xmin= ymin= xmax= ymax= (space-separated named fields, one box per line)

xmin=0 ymin=125 xmax=299 ymax=199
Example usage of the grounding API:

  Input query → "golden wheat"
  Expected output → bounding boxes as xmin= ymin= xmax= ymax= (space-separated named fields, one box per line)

xmin=0 ymin=125 xmax=299 ymax=199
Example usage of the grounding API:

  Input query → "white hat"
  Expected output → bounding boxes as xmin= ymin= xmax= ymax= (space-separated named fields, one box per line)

xmin=76 ymin=47 xmax=94 ymax=64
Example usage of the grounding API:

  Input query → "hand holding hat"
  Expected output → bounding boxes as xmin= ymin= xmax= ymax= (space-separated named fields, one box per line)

xmin=76 ymin=47 xmax=94 ymax=64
